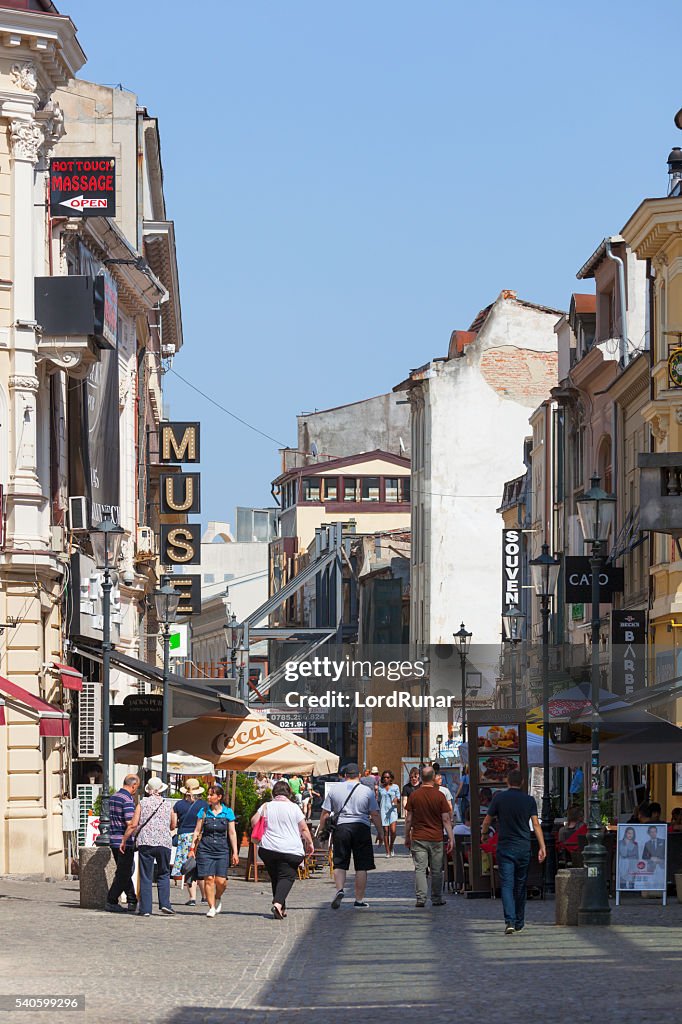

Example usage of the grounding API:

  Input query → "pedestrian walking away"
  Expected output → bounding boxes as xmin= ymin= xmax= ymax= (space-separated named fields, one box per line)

xmin=405 ymin=766 xmax=453 ymax=906
xmin=319 ymin=763 xmax=383 ymax=909
xmin=105 ymin=773 xmax=140 ymax=913
xmin=189 ymin=783 xmax=239 ymax=918
xmin=481 ymin=768 xmax=546 ymax=934
xmin=120 ymin=776 xmax=177 ymax=917
xmin=378 ymin=770 xmax=400 ymax=857
xmin=251 ymin=780 xmax=315 ymax=919
xmin=171 ymin=778 xmax=208 ymax=905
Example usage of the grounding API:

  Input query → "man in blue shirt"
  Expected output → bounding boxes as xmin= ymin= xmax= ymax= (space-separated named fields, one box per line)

xmin=481 ymin=769 xmax=546 ymax=935
xmin=106 ymin=774 xmax=140 ymax=912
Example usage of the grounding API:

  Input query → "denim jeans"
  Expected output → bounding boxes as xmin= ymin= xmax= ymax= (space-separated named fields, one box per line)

xmin=411 ymin=839 xmax=444 ymax=902
xmin=137 ymin=845 xmax=171 ymax=915
xmin=496 ymin=842 xmax=531 ymax=928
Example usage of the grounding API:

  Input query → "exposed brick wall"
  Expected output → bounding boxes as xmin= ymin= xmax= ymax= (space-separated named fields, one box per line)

xmin=479 ymin=347 xmax=558 ymax=407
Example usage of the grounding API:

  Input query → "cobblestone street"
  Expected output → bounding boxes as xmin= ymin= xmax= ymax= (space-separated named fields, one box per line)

xmin=3 ymin=840 xmax=682 ymax=1024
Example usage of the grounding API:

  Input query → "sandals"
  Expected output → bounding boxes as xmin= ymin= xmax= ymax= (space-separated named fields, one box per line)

xmin=272 ymin=904 xmax=285 ymax=920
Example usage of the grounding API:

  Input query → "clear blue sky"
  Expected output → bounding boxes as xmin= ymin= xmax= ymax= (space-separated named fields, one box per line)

xmin=66 ymin=0 xmax=679 ymax=524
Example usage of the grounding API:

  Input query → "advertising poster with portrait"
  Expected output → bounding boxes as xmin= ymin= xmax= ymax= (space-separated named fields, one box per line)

xmin=615 ymin=823 xmax=667 ymax=904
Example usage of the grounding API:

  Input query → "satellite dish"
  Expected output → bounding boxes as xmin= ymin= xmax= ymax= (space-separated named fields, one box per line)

xmin=311 ymin=442 xmax=318 ymax=456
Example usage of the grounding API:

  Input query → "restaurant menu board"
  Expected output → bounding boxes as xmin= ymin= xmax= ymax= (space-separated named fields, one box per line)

xmin=467 ymin=712 xmax=527 ymax=895
xmin=615 ymin=823 xmax=667 ymax=905
xmin=476 ymin=725 xmax=521 ymax=790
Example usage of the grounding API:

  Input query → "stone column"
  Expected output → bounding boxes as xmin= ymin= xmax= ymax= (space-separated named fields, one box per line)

xmin=4 ymin=103 xmax=48 ymax=549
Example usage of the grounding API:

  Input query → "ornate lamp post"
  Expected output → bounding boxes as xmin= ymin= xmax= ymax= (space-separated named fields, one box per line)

xmin=90 ymin=512 xmax=124 ymax=847
xmin=529 ymin=544 xmax=561 ymax=894
xmin=502 ymin=604 xmax=525 ymax=708
xmin=153 ymin=584 xmax=181 ymax=784
xmin=577 ymin=476 xmax=616 ymax=926
xmin=453 ymin=623 xmax=473 ymax=747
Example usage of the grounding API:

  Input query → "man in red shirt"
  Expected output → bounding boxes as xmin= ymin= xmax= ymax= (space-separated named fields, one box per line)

xmin=405 ymin=766 xmax=454 ymax=907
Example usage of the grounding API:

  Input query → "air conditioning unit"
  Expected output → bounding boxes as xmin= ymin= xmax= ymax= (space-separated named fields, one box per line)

xmin=136 ymin=526 xmax=154 ymax=557
xmin=76 ymin=784 xmax=101 ymax=848
xmin=77 ymin=680 xmax=101 ymax=759
xmin=68 ymin=496 xmax=88 ymax=532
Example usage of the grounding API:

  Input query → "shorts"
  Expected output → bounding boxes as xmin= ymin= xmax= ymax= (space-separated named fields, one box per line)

xmin=332 ymin=822 xmax=375 ymax=872
xmin=196 ymin=849 xmax=228 ymax=879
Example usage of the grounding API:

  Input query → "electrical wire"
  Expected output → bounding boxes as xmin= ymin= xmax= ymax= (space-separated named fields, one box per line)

xmin=168 ymin=368 xmax=288 ymax=447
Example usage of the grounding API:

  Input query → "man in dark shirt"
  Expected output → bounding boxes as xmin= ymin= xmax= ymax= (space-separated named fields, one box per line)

xmin=401 ymin=767 xmax=421 ymax=817
xmin=405 ymin=767 xmax=453 ymax=907
xmin=106 ymin=774 xmax=140 ymax=912
xmin=481 ymin=769 xmax=545 ymax=934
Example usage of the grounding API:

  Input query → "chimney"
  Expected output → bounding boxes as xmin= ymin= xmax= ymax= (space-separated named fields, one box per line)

xmin=667 ymin=147 xmax=682 ymax=196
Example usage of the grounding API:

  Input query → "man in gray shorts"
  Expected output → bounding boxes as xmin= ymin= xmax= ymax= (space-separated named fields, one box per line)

xmin=319 ymin=763 xmax=383 ymax=909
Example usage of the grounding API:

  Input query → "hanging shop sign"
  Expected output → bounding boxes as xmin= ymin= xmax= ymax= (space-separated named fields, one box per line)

xmin=501 ymin=529 xmax=522 ymax=611
xmin=611 ymin=610 xmax=646 ymax=697
xmin=564 ymin=557 xmax=623 ymax=603
xmin=161 ymin=574 xmax=201 ymax=617
xmin=49 ymin=157 xmax=116 ymax=217
xmin=160 ymin=472 xmax=201 ymax=515
xmin=159 ymin=422 xmax=200 ymax=464
xmin=94 ymin=270 xmax=118 ymax=348
xmin=160 ymin=524 xmax=201 ymax=566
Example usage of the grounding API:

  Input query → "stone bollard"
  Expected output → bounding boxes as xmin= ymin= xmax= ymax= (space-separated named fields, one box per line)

xmin=79 ymin=846 xmax=115 ymax=909
xmin=555 ymin=867 xmax=587 ymax=925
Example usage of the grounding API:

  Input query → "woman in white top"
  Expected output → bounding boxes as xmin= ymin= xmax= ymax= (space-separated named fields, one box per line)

xmin=120 ymin=776 xmax=178 ymax=917
xmin=251 ymin=779 xmax=315 ymax=919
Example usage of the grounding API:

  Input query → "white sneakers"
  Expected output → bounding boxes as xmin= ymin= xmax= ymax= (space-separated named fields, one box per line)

xmin=215 ymin=901 xmax=222 ymax=915
xmin=206 ymin=906 xmax=216 ymax=918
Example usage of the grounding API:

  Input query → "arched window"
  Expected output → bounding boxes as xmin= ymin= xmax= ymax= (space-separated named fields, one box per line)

xmin=597 ymin=435 xmax=613 ymax=495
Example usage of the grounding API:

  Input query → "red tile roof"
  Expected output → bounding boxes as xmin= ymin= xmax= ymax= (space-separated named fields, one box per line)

xmin=571 ymin=293 xmax=596 ymax=315
xmin=448 ymin=331 xmax=477 ymax=358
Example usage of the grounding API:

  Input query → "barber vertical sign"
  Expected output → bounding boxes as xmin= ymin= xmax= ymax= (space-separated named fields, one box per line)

xmin=502 ymin=530 xmax=521 ymax=611
xmin=611 ymin=610 xmax=646 ymax=696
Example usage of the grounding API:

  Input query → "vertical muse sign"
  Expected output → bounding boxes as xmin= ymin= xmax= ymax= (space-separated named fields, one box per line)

xmin=158 ymin=422 xmax=202 ymax=578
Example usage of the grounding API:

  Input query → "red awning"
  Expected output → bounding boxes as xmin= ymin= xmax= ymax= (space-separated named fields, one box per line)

xmin=0 ymin=699 xmax=5 ymax=726
xmin=52 ymin=662 xmax=83 ymax=692
xmin=0 ymin=676 xmax=70 ymax=737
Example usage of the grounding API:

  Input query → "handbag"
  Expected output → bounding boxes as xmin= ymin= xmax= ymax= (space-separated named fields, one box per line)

xmin=180 ymin=855 xmax=197 ymax=876
xmin=251 ymin=807 xmax=267 ymax=843
xmin=316 ymin=784 xmax=360 ymax=842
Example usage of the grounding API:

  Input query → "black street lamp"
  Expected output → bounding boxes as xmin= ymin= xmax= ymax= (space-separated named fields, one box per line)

xmin=90 ymin=512 xmax=124 ymax=848
xmin=224 ymin=611 xmax=244 ymax=682
xmin=154 ymin=584 xmax=181 ymax=784
xmin=453 ymin=623 xmax=473 ymax=748
xmin=502 ymin=604 xmax=525 ymax=708
xmin=576 ymin=475 xmax=616 ymax=926
xmin=436 ymin=733 xmax=443 ymax=759
xmin=529 ymin=543 xmax=560 ymax=894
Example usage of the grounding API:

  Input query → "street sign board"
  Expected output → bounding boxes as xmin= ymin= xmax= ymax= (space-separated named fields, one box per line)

xmin=49 ymin=157 xmax=116 ymax=217
xmin=564 ymin=557 xmax=623 ymax=603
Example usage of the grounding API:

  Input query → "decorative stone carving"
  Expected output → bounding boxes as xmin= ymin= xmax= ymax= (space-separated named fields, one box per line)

xmin=675 ymin=407 xmax=682 ymax=426
xmin=10 ymin=61 xmax=38 ymax=92
xmin=8 ymin=119 xmax=43 ymax=162
xmin=651 ymin=412 xmax=670 ymax=443
xmin=8 ymin=374 xmax=40 ymax=393
xmin=37 ymin=101 xmax=65 ymax=151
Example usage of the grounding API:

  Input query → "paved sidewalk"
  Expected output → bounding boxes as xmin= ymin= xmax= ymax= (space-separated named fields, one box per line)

xmin=2 ymin=840 xmax=682 ymax=1024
